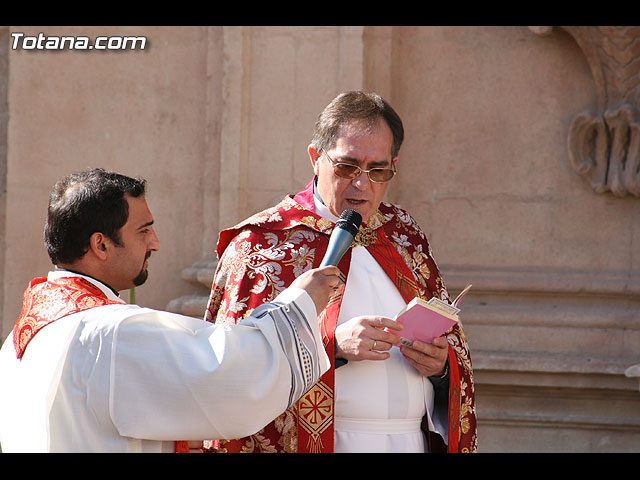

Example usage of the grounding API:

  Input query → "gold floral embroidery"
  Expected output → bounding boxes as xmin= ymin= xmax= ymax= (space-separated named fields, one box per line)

xmin=247 ymin=208 xmax=283 ymax=226
xmin=299 ymin=216 xmax=319 ymax=229
xmin=391 ymin=232 xmax=433 ymax=289
xmin=226 ymin=228 xmax=319 ymax=305
xmin=368 ymin=206 xmax=394 ymax=229
xmin=352 ymin=227 xmax=377 ymax=247
xmin=316 ymin=217 xmax=333 ymax=233
xmin=283 ymin=242 xmax=316 ymax=276
xmin=275 ymin=408 xmax=298 ymax=453
xmin=460 ymin=395 xmax=474 ymax=434
xmin=413 ymin=250 xmax=431 ymax=280
xmin=240 ymin=432 xmax=277 ymax=453
xmin=207 ymin=196 xmax=477 ymax=453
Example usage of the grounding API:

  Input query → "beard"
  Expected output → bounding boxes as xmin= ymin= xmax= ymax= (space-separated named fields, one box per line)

xmin=133 ymin=251 xmax=152 ymax=286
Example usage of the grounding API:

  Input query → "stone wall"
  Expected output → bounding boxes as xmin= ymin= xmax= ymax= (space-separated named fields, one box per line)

xmin=387 ymin=26 xmax=640 ymax=452
xmin=1 ymin=26 xmax=638 ymax=452
xmin=1 ymin=26 xmax=215 ymax=324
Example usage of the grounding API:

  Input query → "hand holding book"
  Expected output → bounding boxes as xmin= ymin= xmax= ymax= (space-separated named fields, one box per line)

xmin=393 ymin=284 xmax=472 ymax=347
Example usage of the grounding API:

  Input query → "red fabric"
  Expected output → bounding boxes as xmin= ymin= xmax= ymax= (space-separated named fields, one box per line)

xmin=199 ymin=179 xmax=477 ymax=453
xmin=175 ymin=441 xmax=190 ymax=453
xmin=13 ymin=276 xmax=121 ymax=359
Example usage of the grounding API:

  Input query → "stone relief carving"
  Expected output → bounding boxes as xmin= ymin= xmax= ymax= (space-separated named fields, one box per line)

xmin=531 ymin=26 xmax=640 ymax=198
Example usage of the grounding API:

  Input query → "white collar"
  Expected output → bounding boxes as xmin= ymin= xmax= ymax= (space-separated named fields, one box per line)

xmin=313 ymin=181 xmax=339 ymax=223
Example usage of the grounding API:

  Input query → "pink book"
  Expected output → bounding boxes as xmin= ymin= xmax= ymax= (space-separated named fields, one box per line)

xmin=394 ymin=284 xmax=471 ymax=346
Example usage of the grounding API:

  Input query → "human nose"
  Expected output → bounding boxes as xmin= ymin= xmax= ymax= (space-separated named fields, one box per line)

xmin=351 ymin=168 xmax=372 ymax=189
xmin=148 ymin=228 xmax=160 ymax=251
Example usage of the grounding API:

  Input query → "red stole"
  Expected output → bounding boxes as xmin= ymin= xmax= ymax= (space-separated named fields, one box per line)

xmin=199 ymin=179 xmax=477 ymax=453
xmin=13 ymin=276 xmax=121 ymax=359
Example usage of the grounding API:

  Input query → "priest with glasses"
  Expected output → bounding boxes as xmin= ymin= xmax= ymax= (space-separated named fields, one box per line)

xmin=199 ymin=91 xmax=477 ymax=454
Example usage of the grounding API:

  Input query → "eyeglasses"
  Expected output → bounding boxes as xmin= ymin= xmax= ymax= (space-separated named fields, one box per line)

xmin=323 ymin=150 xmax=396 ymax=183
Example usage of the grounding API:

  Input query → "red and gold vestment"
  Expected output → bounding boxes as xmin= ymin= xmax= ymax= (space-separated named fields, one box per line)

xmin=13 ymin=276 xmax=121 ymax=359
xmin=202 ymin=179 xmax=477 ymax=453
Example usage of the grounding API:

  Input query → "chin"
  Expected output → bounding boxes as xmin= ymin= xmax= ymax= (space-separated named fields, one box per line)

xmin=133 ymin=269 xmax=149 ymax=287
xmin=344 ymin=204 xmax=373 ymax=223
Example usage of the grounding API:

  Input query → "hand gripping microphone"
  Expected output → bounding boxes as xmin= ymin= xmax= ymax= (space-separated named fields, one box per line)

xmin=319 ymin=209 xmax=363 ymax=267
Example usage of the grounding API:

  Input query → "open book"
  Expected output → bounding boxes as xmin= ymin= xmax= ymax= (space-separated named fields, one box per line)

xmin=394 ymin=284 xmax=472 ymax=347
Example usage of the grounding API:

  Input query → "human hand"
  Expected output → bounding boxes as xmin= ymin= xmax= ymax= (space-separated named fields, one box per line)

xmin=290 ymin=266 xmax=341 ymax=314
xmin=400 ymin=335 xmax=449 ymax=377
xmin=335 ymin=316 xmax=404 ymax=362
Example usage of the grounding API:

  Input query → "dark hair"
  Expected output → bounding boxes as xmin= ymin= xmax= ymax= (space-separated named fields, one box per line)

xmin=311 ymin=91 xmax=404 ymax=158
xmin=44 ymin=168 xmax=147 ymax=265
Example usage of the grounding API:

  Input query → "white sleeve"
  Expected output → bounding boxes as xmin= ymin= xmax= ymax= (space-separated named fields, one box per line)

xmin=109 ymin=287 xmax=329 ymax=442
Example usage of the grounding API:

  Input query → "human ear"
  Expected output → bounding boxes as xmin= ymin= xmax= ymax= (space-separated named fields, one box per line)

xmin=308 ymin=145 xmax=321 ymax=175
xmin=88 ymin=232 xmax=108 ymax=260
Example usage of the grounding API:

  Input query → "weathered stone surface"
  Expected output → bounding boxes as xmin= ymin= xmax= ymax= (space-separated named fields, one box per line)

xmin=1 ymin=26 xmax=637 ymax=452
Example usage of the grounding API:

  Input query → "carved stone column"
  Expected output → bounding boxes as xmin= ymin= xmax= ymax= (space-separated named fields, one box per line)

xmin=531 ymin=26 xmax=640 ymax=197
xmin=531 ymin=27 xmax=640 ymax=405
xmin=166 ymin=259 xmax=216 ymax=319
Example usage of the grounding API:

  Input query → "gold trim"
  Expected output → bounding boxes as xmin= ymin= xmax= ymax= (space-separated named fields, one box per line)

xmin=352 ymin=228 xmax=378 ymax=247
xmin=298 ymin=380 xmax=333 ymax=441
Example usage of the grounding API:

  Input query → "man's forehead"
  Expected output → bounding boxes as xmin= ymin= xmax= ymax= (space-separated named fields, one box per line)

xmin=125 ymin=194 xmax=153 ymax=220
xmin=332 ymin=121 xmax=394 ymax=162
xmin=335 ymin=117 xmax=388 ymax=138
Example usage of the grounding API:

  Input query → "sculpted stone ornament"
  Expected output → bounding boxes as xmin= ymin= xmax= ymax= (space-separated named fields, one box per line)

xmin=531 ymin=26 xmax=640 ymax=197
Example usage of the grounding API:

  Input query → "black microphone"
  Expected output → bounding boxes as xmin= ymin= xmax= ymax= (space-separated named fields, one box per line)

xmin=319 ymin=209 xmax=363 ymax=267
